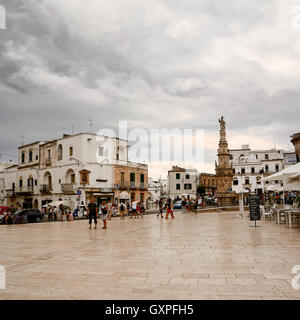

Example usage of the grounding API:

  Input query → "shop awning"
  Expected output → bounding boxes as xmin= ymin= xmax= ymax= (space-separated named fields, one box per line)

xmin=119 ymin=191 xmax=130 ymax=199
xmin=42 ymin=200 xmax=67 ymax=207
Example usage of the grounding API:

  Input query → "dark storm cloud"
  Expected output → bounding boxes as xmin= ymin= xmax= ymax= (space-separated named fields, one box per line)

xmin=0 ymin=0 xmax=299 ymax=170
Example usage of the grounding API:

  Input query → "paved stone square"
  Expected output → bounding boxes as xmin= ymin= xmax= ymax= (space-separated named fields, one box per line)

xmin=0 ymin=211 xmax=300 ymax=300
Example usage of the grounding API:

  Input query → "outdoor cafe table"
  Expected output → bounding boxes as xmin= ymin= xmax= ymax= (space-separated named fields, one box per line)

xmin=275 ymin=209 xmax=287 ymax=224
xmin=285 ymin=210 xmax=300 ymax=228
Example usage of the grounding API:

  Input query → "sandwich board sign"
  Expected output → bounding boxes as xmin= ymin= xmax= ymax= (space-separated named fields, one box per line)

xmin=249 ymin=193 xmax=260 ymax=227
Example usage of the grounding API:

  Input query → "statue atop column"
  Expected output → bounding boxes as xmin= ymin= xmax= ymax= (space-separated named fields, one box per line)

xmin=215 ymin=116 xmax=237 ymax=206
xmin=219 ymin=116 xmax=226 ymax=131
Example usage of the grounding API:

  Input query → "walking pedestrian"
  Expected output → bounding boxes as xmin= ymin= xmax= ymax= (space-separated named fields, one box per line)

xmin=100 ymin=201 xmax=108 ymax=229
xmin=165 ymin=198 xmax=174 ymax=219
xmin=126 ymin=201 xmax=131 ymax=217
xmin=215 ymin=197 xmax=218 ymax=207
xmin=136 ymin=202 xmax=140 ymax=218
xmin=107 ymin=201 xmax=113 ymax=220
xmin=181 ymin=198 xmax=186 ymax=214
xmin=194 ymin=199 xmax=198 ymax=213
xmin=87 ymin=198 xmax=98 ymax=229
xmin=187 ymin=199 xmax=192 ymax=214
xmin=157 ymin=198 xmax=164 ymax=218
xmin=139 ymin=202 xmax=145 ymax=218
xmin=119 ymin=201 xmax=126 ymax=219
xmin=131 ymin=200 xmax=137 ymax=219
xmin=72 ymin=207 xmax=79 ymax=220
xmin=53 ymin=206 xmax=57 ymax=221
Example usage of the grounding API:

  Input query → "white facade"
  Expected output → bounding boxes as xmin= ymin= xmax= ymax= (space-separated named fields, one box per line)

xmin=148 ymin=178 xmax=161 ymax=202
xmin=160 ymin=178 xmax=168 ymax=197
xmin=168 ymin=166 xmax=198 ymax=200
xmin=0 ymin=133 xmax=147 ymax=210
xmin=229 ymin=145 xmax=295 ymax=194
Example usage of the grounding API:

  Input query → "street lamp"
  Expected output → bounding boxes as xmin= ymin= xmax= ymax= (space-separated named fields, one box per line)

xmin=99 ymin=158 xmax=108 ymax=167
xmin=69 ymin=157 xmax=80 ymax=166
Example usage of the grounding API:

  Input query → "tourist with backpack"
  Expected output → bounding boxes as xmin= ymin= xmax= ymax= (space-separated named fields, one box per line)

xmin=119 ymin=201 xmax=125 ymax=219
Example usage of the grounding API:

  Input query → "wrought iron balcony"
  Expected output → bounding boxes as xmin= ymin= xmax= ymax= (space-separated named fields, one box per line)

xmin=40 ymin=184 xmax=52 ymax=194
xmin=119 ymin=181 xmax=130 ymax=190
xmin=45 ymin=157 xmax=52 ymax=166
xmin=6 ymin=189 xmax=16 ymax=197
xmin=139 ymin=182 xmax=147 ymax=190
xmin=130 ymin=182 xmax=136 ymax=189
xmin=15 ymin=186 xmax=34 ymax=194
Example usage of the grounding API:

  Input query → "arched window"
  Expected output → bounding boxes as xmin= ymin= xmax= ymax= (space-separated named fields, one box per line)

xmin=58 ymin=144 xmax=63 ymax=161
xmin=29 ymin=150 xmax=33 ymax=162
xmin=21 ymin=152 xmax=25 ymax=163
xmin=65 ymin=169 xmax=76 ymax=184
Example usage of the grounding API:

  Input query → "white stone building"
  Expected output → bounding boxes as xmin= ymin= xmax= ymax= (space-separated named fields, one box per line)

xmin=168 ymin=166 xmax=198 ymax=200
xmin=229 ymin=144 xmax=296 ymax=196
xmin=148 ymin=178 xmax=161 ymax=202
xmin=0 ymin=133 xmax=148 ymax=210
xmin=159 ymin=178 xmax=168 ymax=198
xmin=0 ymin=162 xmax=13 ymax=205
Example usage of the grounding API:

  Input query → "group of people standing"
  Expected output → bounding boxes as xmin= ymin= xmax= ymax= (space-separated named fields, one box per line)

xmin=87 ymin=198 xmax=109 ymax=230
xmin=157 ymin=197 xmax=203 ymax=218
xmin=113 ymin=200 xmax=146 ymax=220
xmin=44 ymin=205 xmax=74 ymax=222
xmin=157 ymin=198 xmax=175 ymax=219
xmin=180 ymin=198 xmax=199 ymax=213
xmin=87 ymin=199 xmax=147 ymax=229
xmin=86 ymin=195 xmax=211 ymax=229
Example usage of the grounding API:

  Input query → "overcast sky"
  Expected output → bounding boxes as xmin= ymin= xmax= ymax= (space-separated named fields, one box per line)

xmin=1 ymin=0 xmax=300 ymax=178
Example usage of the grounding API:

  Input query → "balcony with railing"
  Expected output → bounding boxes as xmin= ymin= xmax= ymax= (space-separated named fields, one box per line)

xmin=45 ymin=157 xmax=52 ymax=166
xmin=61 ymin=183 xmax=77 ymax=195
xmin=130 ymin=181 xmax=136 ymax=189
xmin=139 ymin=182 xmax=147 ymax=190
xmin=6 ymin=189 xmax=16 ymax=197
xmin=40 ymin=184 xmax=52 ymax=194
xmin=15 ymin=186 xmax=34 ymax=194
xmin=118 ymin=181 xmax=130 ymax=190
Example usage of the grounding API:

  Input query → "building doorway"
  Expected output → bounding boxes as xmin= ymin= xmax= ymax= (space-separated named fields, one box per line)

xmin=131 ymin=193 xmax=135 ymax=204
xmin=23 ymin=198 xmax=33 ymax=209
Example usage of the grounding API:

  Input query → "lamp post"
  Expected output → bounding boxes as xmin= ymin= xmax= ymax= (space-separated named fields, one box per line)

xmin=69 ymin=157 xmax=80 ymax=166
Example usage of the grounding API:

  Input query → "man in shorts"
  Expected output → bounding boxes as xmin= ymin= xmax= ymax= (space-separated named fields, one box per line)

xmin=131 ymin=201 xmax=137 ymax=219
xmin=87 ymin=198 xmax=98 ymax=229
